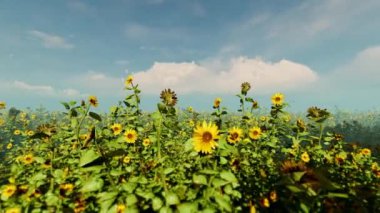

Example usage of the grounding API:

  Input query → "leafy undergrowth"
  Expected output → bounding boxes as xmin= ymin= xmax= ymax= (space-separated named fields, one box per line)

xmin=0 ymin=80 xmax=379 ymax=213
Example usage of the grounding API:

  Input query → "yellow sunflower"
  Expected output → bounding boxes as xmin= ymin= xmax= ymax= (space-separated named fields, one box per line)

xmin=269 ymin=191 xmax=278 ymax=202
xmin=301 ymin=152 xmax=310 ymax=163
xmin=2 ymin=184 xmax=17 ymax=198
xmin=14 ymin=129 xmax=21 ymax=135
xmin=125 ymin=75 xmax=133 ymax=87
xmin=248 ymin=127 xmax=262 ymax=140
xmin=27 ymin=130 xmax=34 ymax=136
xmin=192 ymin=121 xmax=220 ymax=154
xmin=124 ymin=129 xmax=137 ymax=143
xmin=260 ymin=197 xmax=270 ymax=208
xmin=88 ymin=95 xmax=98 ymax=107
xmin=7 ymin=143 xmax=13 ymax=149
xmin=213 ymin=98 xmax=222 ymax=108
xmin=5 ymin=207 xmax=21 ymax=213
xmin=0 ymin=118 xmax=4 ymax=126
xmin=142 ymin=138 xmax=151 ymax=147
xmin=123 ymin=156 xmax=131 ymax=164
xmin=360 ymin=148 xmax=371 ymax=156
xmin=22 ymin=154 xmax=34 ymax=165
xmin=271 ymin=93 xmax=284 ymax=106
xmin=111 ymin=123 xmax=122 ymax=136
xmin=227 ymin=127 xmax=243 ymax=144
xmin=0 ymin=101 xmax=6 ymax=109
xmin=117 ymin=204 xmax=126 ymax=213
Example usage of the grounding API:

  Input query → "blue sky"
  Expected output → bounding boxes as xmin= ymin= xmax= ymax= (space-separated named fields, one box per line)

xmin=1 ymin=0 xmax=380 ymax=112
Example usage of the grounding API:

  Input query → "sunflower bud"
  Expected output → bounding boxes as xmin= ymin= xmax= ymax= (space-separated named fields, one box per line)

xmin=241 ymin=82 xmax=251 ymax=95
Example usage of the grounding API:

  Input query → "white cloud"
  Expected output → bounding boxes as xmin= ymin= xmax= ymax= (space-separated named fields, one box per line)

xmin=29 ymin=30 xmax=74 ymax=49
xmin=133 ymin=57 xmax=318 ymax=95
xmin=13 ymin=81 xmax=55 ymax=95
xmin=124 ymin=23 xmax=188 ymax=41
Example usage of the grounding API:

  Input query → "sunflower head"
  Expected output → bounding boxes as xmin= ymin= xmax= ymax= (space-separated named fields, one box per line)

xmin=280 ymin=160 xmax=308 ymax=174
xmin=227 ymin=127 xmax=243 ymax=144
xmin=260 ymin=197 xmax=270 ymax=208
xmin=160 ymin=89 xmax=177 ymax=107
xmin=360 ymin=148 xmax=371 ymax=156
xmin=124 ymin=129 xmax=138 ymax=143
xmin=213 ymin=98 xmax=222 ymax=108
xmin=123 ymin=156 xmax=131 ymax=164
xmin=111 ymin=123 xmax=122 ymax=136
xmin=117 ymin=204 xmax=126 ymax=213
xmin=142 ymin=138 xmax=151 ymax=147
xmin=22 ymin=154 xmax=34 ymax=165
xmin=125 ymin=75 xmax=133 ymax=87
xmin=241 ymin=82 xmax=251 ymax=95
xmin=269 ymin=191 xmax=278 ymax=202
xmin=248 ymin=126 xmax=262 ymax=140
xmin=271 ymin=93 xmax=284 ymax=106
xmin=88 ymin=95 xmax=98 ymax=107
xmin=5 ymin=207 xmax=21 ymax=213
xmin=301 ymin=152 xmax=310 ymax=163
xmin=6 ymin=143 xmax=13 ymax=149
xmin=296 ymin=119 xmax=307 ymax=132
xmin=0 ymin=101 xmax=6 ymax=109
xmin=192 ymin=121 xmax=220 ymax=154
xmin=36 ymin=123 xmax=57 ymax=137
xmin=2 ymin=184 xmax=17 ymax=198
xmin=306 ymin=106 xmax=330 ymax=123
xmin=13 ymin=129 xmax=21 ymax=135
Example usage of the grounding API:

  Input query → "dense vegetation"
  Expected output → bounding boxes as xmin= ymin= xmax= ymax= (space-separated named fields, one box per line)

xmin=0 ymin=79 xmax=379 ymax=213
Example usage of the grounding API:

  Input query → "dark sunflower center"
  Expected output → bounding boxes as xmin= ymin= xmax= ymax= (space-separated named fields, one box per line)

xmin=230 ymin=132 xmax=239 ymax=140
xmin=202 ymin=132 xmax=213 ymax=142
xmin=253 ymin=131 xmax=259 ymax=135
xmin=127 ymin=134 xmax=133 ymax=139
xmin=275 ymin=97 xmax=281 ymax=102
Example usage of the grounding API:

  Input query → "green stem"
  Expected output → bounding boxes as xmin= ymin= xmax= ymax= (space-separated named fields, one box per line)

xmin=318 ymin=123 xmax=324 ymax=147
xmin=76 ymin=105 xmax=91 ymax=145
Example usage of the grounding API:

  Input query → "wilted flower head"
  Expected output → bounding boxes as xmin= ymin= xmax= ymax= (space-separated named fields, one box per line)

xmin=160 ymin=89 xmax=177 ymax=107
xmin=241 ymin=82 xmax=251 ymax=95
xmin=307 ymin=106 xmax=330 ymax=122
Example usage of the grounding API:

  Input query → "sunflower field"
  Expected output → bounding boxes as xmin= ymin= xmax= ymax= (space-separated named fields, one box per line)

xmin=0 ymin=78 xmax=379 ymax=213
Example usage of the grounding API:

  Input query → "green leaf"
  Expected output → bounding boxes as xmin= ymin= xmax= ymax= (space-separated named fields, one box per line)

xmin=81 ymin=177 xmax=104 ymax=192
xmin=44 ymin=192 xmax=60 ymax=206
xmin=292 ymin=171 xmax=306 ymax=182
xmin=165 ymin=192 xmax=180 ymax=205
xmin=89 ymin=111 xmax=102 ymax=121
xmin=199 ymin=169 xmax=219 ymax=175
xmin=159 ymin=206 xmax=173 ymax=213
xmin=126 ymin=194 xmax=138 ymax=205
xmin=220 ymin=171 xmax=238 ymax=183
xmin=152 ymin=197 xmax=163 ymax=211
xmin=326 ymin=192 xmax=349 ymax=199
xmin=79 ymin=149 xmax=101 ymax=167
xmin=212 ymin=178 xmax=229 ymax=188
xmin=287 ymin=185 xmax=303 ymax=193
xmin=164 ymin=168 xmax=175 ymax=175
xmin=214 ymin=194 xmax=231 ymax=212
xmin=97 ymin=192 xmax=118 ymax=212
xmin=193 ymin=174 xmax=208 ymax=185
xmin=177 ymin=202 xmax=198 ymax=213
xmin=61 ymin=102 xmax=70 ymax=110
xmin=122 ymin=182 xmax=137 ymax=193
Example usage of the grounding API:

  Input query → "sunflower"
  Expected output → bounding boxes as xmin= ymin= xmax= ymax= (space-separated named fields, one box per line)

xmin=2 ymin=184 xmax=17 ymax=198
xmin=160 ymin=88 xmax=177 ymax=106
xmin=7 ymin=143 xmax=13 ymax=149
xmin=227 ymin=127 xmax=243 ymax=144
xmin=22 ymin=154 xmax=34 ymax=165
xmin=360 ymin=148 xmax=371 ymax=156
xmin=60 ymin=183 xmax=74 ymax=196
xmin=0 ymin=118 xmax=4 ymax=126
xmin=269 ymin=191 xmax=278 ymax=202
xmin=260 ymin=197 xmax=270 ymax=208
xmin=42 ymin=159 xmax=52 ymax=169
xmin=123 ymin=156 xmax=131 ymax=164
xmin=213 ymin=98 xmax=222 ymax=108
xmin=5 ymin=207 xmax=21 ymax=213
xmin=14 ymin=129 xmax=21 ymax=135
xmin=0 ymin=101 xmax=6 ymax=109
xmin=280 ymin=160 xmax=307 ymax=174
xmin=111 ymin=123 xmax=122 ymax=136
xmin=241 ymin=82 xmax=251 ymax=95
xmin=142 ymin=138 xmax=151 ymax=147
xmin=27 ymin=130 xmax=34 ymax=136
xmin=117 ymin=204 xmax=126 ymax=213
xmin=192 ymin=121 xmax=220 ymax=154
xmin=248 ymin=127 xmax=262 ymax=140
xmin=124 ymin=129 xmax=137 ymax=143
xmin=88 ymin=95 xmax=98 ymax=107
xmin=271 ymin=93 xmax=284 ymax=106
xmin=125 ymin=75 xmax=133 ymax=86
xmin=301 ymin=152 xmax=310 ymax=163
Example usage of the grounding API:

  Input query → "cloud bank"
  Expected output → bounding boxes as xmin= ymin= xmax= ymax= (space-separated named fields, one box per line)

xmin=133 ymin=57 xmax=319 ymax=95
xmin=29 ymin=30 xmax=74 ymax=49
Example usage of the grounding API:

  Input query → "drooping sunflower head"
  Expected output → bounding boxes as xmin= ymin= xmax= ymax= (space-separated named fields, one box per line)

xmin=213 ymin=98 xmax=222 ymax=108
xmin=280 ymin=160 xmax=307 ymax=174
xmin=88 ymin=95 xmax=98 ymax=107
xmin=227 ymin=127 xmax=243 ymax=144
xmin=160 ymin=89 xmax=177 ymax=107
xmin=271 ymin=93 xmax=284 ymax=106
xmin=248 ymin=126 xmax=262 ymax=140
xmin=110 ymin=123 xmax=122 ymax=136
xmin=241 ymin=82 xmax=251 ymax=95
xmin=192 ymin=121 xmax=220 ymax=154
xmin=306 ymin=106 xmax=330 ymax=122
xmin=2 ymin=184 xmax=17 ymax=199
xmin=124 ymin=129 xmax=138 ymax=143
xmin=0 ymin=101 xmax=6 ymax=109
